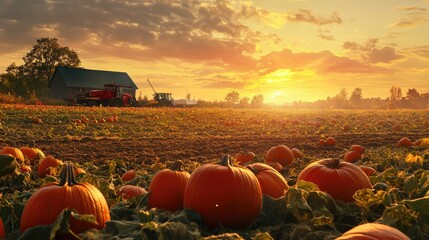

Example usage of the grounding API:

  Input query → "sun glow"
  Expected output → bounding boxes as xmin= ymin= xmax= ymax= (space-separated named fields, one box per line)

xmin=264 ymin=68 xmax=294 ymax=84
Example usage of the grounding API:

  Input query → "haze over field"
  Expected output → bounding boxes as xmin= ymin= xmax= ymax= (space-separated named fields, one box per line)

xmin=0 ymin=0 xmax=428 ymax=103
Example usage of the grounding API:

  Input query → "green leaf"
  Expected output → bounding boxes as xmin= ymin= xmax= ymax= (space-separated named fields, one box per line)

xmin=306 ymin=191 xmax=335 ymax=226
xmin=257 ymin=195 xmax=288 ymax=225
xmin=404 ymin=196 xmax=429 ymax=223
xmin=104 ymin=220 xmax=143 ymax=238
xmin=296 ymin=180 xmax=320 ymax=192
xmin=168 ymin=208 xmax=202 ymax=225
xmin=286 ymin=188 xmax=313 ymax=222
xmin=0 ymin=154 xmax=17 ymax=177
xmin=377 ymin=203 xmax=418 ymax=233
xmin=353 ymin=188 xmax=385 ymax=209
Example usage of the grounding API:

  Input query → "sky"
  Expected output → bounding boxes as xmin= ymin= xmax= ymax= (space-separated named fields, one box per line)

xmin=0 ymin=0 xmax=428 ymax=104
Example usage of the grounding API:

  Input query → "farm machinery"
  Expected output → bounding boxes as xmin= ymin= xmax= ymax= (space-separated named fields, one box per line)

xmin=69 ymin=84 xmax=139 ymax=107
xmin=144 ymin=78 xmax=174 ymax=107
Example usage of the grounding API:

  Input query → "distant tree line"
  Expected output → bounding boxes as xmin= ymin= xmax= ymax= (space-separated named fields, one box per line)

xmin=195 ymin=86 xmax=428 ymax=109
xmin=290 ymin=86 xmax=429 ymax=109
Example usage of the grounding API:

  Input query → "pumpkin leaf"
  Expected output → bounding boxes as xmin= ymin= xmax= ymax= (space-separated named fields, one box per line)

xmin=168 ymin=208 xmax=202 ymax=225
xmin=0 ymin=154 xmax=18 ymax=177
xmin=296 ymin=180 xmax=320 ymax=192
xmin=306 ymin=191 xmax=335 ymax=226
xmin=353 ymin=188 xmax=385 ymax=209
xmin=286 ymin=188 xmax=313 ymax=222
xmin=104 ymin=220 xmax=143 ymax=238
xmin=377 ymin=203 xmax=418 ymax=233
xmin=256 ymin=195 xmax=288 ymax=225
xmin=403 ymin=196 xmax=429 ymax=223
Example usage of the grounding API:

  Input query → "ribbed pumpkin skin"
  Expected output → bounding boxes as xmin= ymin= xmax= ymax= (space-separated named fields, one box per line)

xmin=297 ymin=159 xmax=372 ymax=202
xmin=184 ymin=156 xmax=262 ymax=229
xmin=20 ymin=165 xmax=110 ymax=234
xmin=248 ymin=163 xmax=288 ymax=198
xmin=0 ymin=217 xmax=5 ymax=239
xmin=335 ymin=223 xmax=410 ymax=240
xmin=148 ymin=162 xmax=190 ymax=212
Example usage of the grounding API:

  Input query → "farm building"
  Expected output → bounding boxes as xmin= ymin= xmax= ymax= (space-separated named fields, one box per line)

xmin=48 ymin=66 xmax=138 ymax=100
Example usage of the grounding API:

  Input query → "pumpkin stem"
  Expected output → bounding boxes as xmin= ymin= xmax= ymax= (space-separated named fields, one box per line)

xmin=169 ymin=160 xmax=184 ymax=171
xmin=59 ymin=162 xmax=78 ymax=186
xmin=246 ymin=165 xmax=259 ymax=174
xmin=218 ymin=155 xmax=233 ymax=166
xmin=324 ymin=158 xmax=341 ymax=169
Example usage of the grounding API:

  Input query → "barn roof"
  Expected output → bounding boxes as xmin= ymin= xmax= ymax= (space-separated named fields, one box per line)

xmin=49 ymin=66 xmax=138 ymax=89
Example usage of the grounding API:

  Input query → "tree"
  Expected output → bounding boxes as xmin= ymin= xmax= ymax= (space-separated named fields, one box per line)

xmin=389 ymin=86 xmax=402 ymax=108
xmin=225 ymin=90 xmax=240 ymax=105
xmin=238 ymin=97 xmax=250 ymax=108
xmin=0 ymin=38 xmax=80 ymax=98
xmin=332 ymin=88 xmax=348 ymax=108
xmin=350 ymin=88 xmax=363 ymax=108
xmin=251 ymin=94 xmax=264 ymax=107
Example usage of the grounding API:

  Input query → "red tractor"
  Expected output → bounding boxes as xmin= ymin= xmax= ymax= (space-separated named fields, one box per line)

xmin=69 ymin=84 xmax=139 ymax=107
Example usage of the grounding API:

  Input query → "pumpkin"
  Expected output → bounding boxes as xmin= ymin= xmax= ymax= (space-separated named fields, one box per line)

xmin=326 ymin=137 xmax=336 ymax=146
xmin=73 ymin=166 xmax=87 ymax=176
xmin=0 ymin=147 xmax=24 ymax=163
xmin=148 ymin=160 xmax=191 ymax=212
xmin=266 ymin=161 xmax=283 ymax=172
xmin=20 ymin=147 xmax=45 ymax=164
xmin=20 ymin=164 xmax=32 ymax=173
xmin=359 ymin=165 xmax=377 ymax=176
xmin=266 ymin=145 xmax=294 ymax=167
xmin=350 ymin=145 xmax=365 ymax=154
xmin=234 ymin=151 xmax=255 ymax=165
xmin=0 ymin=154 xmax=18 ymax=177
xmin=397 ymin=137 xmax=412 ymax=147
xmin=247 ymin=163 xmax=288 ymax=198
xmin=121 ymin=169 xmax=136 ymax=182
xmin=297 ymin=158 xmax=372 ymax=202
xmin=344 ymin=150 xmax=362 ymax=163
xmin=0 ymin=217 xmax=4 ymax=239
xmin=335 ymin=223 xmax=410 ymax=240
xmin=413 ymin=139 xmax=422 ymax=146
xmin=319 ymin=139 xmax=327 ymax=146
xmin=184 ymin=155 xmax=262 ymax=229
xmin=38 ymin=155 xmax=63 ymax=178
xmin=118 ymin=185 xmax=147 ymax=200
xmin=291 ymin=148 xmax=304 ymax=158
xmin=20 ymin=162 xmax=110 ymax=235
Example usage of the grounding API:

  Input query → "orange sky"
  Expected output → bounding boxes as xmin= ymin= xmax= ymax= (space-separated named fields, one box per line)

xmin=1 ymin=0 xmax=428 ymax=104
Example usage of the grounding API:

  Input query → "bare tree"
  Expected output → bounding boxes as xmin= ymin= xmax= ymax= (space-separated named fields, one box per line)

xmin=350 ymin=88 xmax=363 ymax=108
xmin=389 ymin=86 xmax=402 ymax=108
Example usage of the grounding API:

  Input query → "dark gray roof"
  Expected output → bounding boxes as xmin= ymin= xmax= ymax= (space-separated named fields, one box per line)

xmin=49 ymin=66 xmax=138 ymax=89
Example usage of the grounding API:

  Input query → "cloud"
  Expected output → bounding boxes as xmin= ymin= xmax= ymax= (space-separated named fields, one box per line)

xmin=286 ymin=9 xmax=342 ymax=25
xmin=258 ymin=49 xmax=389 ymax=75
xmin=343 ymin=39 xmax=403 ymax=63
xmin=318 ymin=29 xmax=335 ymax=41
xmin=392 ymin=6 xmax=429 ymax=28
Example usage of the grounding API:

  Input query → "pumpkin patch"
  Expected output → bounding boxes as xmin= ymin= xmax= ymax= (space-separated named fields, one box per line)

xmin=0 ymin=105 xmax=427 ymax=239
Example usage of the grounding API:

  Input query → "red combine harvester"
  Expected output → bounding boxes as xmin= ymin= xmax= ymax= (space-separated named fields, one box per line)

xmin=69 ymin=84 xmax=139 ymax=107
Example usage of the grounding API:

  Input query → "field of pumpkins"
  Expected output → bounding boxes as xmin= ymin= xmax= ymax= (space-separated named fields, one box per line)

xmin=0 ymin=104 xmax=428 ymax=239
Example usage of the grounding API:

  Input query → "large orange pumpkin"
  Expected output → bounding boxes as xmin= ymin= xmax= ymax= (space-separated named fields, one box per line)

xmin=335 ymin=223 xmax=410 ymax=240
xmin=247 ymin=163 xmax=288 ymax=198
xmin=184 ymin=155 xmax=262 ymax=229
xmin=0 ymin=147 xmax=24 ymax=163
xmin=266 ymin=145 xmax=294 ymax=167
xmin=148 ymin=161 xmax=190 ymax=212
xmin=297 ymin=158 xmax=372 ymax=202
xmin=20 ymin=163 xmax=110 ymax=235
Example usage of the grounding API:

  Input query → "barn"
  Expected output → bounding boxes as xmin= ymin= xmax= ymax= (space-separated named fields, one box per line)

xmin=48 ymin=66 xmax=138 ymax=100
